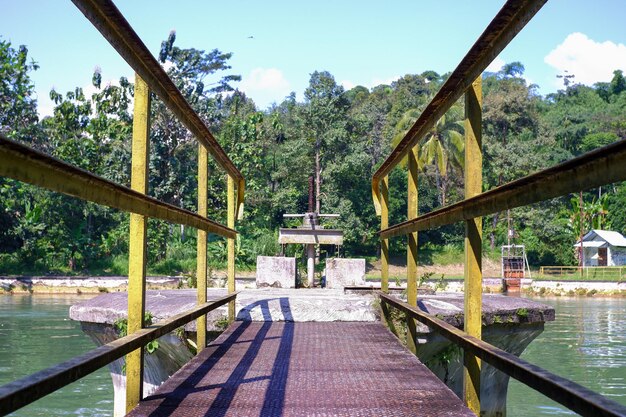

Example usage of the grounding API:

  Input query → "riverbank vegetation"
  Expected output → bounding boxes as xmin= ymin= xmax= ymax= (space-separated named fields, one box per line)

xmin=2 ymin=36 xmax=626 ymax=277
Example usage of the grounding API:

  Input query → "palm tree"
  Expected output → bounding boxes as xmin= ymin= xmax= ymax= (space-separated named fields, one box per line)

xmin=420 ymin=104 xmax=464 ymax=205
xmin=391 ymin=105 xmax=464 ymax=205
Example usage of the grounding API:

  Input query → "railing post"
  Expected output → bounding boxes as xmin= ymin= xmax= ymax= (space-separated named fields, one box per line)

xmin=227 ymin=174 xmax=236 ymax=322
xmin=463 ymin=75 xmax=482 ymax=414
xmin=126 ymin=73 xmax=151 ymax=414
xmin=196 ymin=145 xmax=208 ymax=351
xmin=406 ymin=146 xmax=419 ymax=354
xmin=381 ymin=175 xmax=389 ymax=293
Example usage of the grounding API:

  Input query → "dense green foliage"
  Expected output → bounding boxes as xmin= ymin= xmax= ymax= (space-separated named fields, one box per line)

xmin=1 ymin=38 xmax=626 ymax=275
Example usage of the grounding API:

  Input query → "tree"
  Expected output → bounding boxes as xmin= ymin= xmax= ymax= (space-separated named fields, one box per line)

xmin=0 ymin=40 xmax=39 ymax=141
xmin=302 ymin=71 xmax=348 ymax=213
xmin=609 ymin=69 xmax=626 ymax=96
xmin=419 ymin=105 xmax=464 ymax=206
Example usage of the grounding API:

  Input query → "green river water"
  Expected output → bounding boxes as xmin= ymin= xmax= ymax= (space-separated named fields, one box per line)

xmin=0 ymin=294 xmax=624 ymax=416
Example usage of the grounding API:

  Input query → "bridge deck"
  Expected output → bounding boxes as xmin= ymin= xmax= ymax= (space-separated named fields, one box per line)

xmin=127 ymin=322 xmax=474 ymax=416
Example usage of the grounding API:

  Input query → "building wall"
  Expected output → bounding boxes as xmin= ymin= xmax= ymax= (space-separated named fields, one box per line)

xmin=583 ymin=247 xmax=598 ymax=266
xmin=611 ymin=247 xmax=626 ymax=266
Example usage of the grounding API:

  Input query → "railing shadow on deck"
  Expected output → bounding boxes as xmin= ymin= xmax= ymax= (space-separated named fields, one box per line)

xmin=141 ymin=297 xmax=294 ymax=417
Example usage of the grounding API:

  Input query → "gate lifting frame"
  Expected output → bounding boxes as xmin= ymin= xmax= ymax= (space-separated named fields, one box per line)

xmin=0 ymin=0 xmax=244 ymax=414
xmin=373 ymin=0 xmax=626 ymax=416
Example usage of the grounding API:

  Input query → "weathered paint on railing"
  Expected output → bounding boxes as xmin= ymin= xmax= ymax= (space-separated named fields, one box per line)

xmin=0 ymin=293 xmax=237 ymax=416
xmin=379 ymin=293 xmax=626 ymax=417
xmin=0 ymin=1 xmax=245 ymax=414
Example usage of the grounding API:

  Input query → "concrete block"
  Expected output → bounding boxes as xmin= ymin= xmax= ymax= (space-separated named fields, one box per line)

xmin=325 ymin=258 xmax=366 ymax=289
xmin=256 ymin=256 xmax=296 ymax=288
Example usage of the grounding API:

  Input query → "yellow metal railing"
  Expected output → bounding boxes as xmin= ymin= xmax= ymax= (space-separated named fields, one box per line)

xmin=380 ymin=293 xmax=626 ymax=417
xmin=372 ymin=0 xmax=626 ymax=416
xmin=0 ymin=0 xmax=244 ymax=414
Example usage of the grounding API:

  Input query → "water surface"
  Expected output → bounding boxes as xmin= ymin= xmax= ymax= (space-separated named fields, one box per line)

xmin=507 ymin=296 xmax=626 ymax=416
xmin=0 ymin=295 xmax=113 ymax=416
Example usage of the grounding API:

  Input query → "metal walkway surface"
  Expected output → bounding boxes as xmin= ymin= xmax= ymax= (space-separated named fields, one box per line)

xmin=127 ymin=322 xmax=474 ymax=417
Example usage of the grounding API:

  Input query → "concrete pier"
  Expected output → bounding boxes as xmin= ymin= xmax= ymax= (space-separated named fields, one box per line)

xmin=70 ymin=289 xmax=554 ymax=416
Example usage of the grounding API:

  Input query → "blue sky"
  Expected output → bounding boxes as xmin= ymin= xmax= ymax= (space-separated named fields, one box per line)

xmin=2 ymin=0 xmax=626 ymax=116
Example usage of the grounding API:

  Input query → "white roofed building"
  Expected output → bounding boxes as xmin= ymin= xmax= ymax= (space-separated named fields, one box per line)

xmin=574 ymin=230 xmax=626 ymax=267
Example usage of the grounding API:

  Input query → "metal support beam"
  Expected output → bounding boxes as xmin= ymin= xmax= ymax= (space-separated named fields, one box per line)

xmin=380 ymin=139 xmax=626 ymax=239
xmin=227 ymin=175 xmax=236 ymax=322
xmin=381 ymin=176 xmax=389 ymax=293
xmin=371 ymin=0 xmax=547 ymax=210
xmin=70 ymin=0 xmax=244 ymax=186
xmin=0 ymin=137 xmax=236 ymax=239
xmin=406 ymin=147 xmax=419 ymax=354
xmin=196 ymin=145 xmax=208 ymax=352
xmin=463 ymin=77 xmax=483 ymax=414
xmin=126 ymin=74 xmax=150 ymax=413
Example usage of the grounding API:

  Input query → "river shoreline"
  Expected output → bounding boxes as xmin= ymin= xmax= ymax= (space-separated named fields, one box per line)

xmin=1 ymin=275 xmax=625 ymax=296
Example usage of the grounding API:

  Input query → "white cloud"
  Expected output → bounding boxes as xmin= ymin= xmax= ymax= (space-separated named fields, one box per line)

xmin=486 ymin=57 xmax=505 ymax=73
xmin=238 ymin=67 xmax=291 ymax=108
xmin=545 ymin=32 xmax=626 ymax=88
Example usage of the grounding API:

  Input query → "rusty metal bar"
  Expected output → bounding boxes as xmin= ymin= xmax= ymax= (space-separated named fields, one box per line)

xmin=379 ymin=293 xmax=626 ymax=417
xmin=0 ymin=135 xmax=236 ymax=239
xmin=0 ymin=293 xmax=238 ymax=416
xmin=70 ymin=0 xmax=244 ymax=188
xmin=126 ymin=74 xmax=150 ymax=411
xmin=381 ymin=175 xmax=389 ymax=293
xmin=463 ymin=77 xmax=483 ymax=414
xmin=380 ymin=139 xmax=626 ymax=239
xmin=372 ymin=0 xmax=547 ymax=214
xmin=196 ymin=144 xmax=208 ymax=352
xmin=227 ymin=174 xmax=236 ymax=322
xmin=406 ymin=147 xmax=419 ymax=355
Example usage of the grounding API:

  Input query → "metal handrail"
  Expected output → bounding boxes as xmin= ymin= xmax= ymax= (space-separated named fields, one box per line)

xmin=0 ymin=135 xmax=235 ymax=238
xmin=71 ymin=0 xmax=245 ymax=216
xmin=380 ymin=138 xmax=626 ymax=239
xmin=370 ymin=0 xmax=626 ymax=415
xmin=0 ymin=1 xmax=246 ymax=413
xmin=372 ymin=0 xmax=546 ymax=214
xmin=0 ymin=292 xmax=238 ymax=416
xmin=380 ymin=293 xmax=626 ymax=417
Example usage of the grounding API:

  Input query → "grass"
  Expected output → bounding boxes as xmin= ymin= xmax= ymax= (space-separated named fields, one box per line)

xmin=365 ymin=274 xmax=464 ymax=281
xmin=534 ymin=273 xmax=624 ymax=282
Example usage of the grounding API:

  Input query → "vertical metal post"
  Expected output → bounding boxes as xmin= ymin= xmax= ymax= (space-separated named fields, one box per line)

xmin=464 ymin=76 xmax=482 ymax=415
xmin=406 ymin=146 xmax=419 ymax=354
xmin=126 ymin=74 xmax=150 ymax=413
xmin=196 ymin=145 xmax=208 ymax=352
xmin=381 ymin=175 xmax=389 ymax=293
xmin=227 ymin=174 xmax=236 ymax=322
xmin=306 ymin=244 xmax=316 ymax=287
